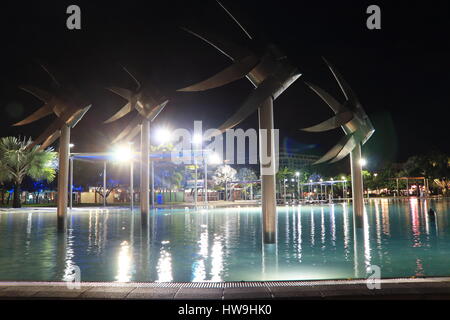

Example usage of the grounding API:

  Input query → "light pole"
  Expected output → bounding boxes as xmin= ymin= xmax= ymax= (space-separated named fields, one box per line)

xmin=342 ymin=176 xmax=347 ymax=200
xmin=192 ymin=133 xmax=202 ymax=207
xmin=330 ymin=178 xmax=334 ymax=202
xmin=69 ymin=143 xmax=74 ymax=210
xmin=295 ymin=171 xmax=300 ymax=202
xmin=283 ymin=178 xmax=287 ymax=203
xmin=320 ymin=178 xmax=323 ymax=202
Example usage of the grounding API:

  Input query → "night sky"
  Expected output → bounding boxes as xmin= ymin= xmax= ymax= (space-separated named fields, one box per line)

xmin=0 ymin=0 xmax=449 ymax=173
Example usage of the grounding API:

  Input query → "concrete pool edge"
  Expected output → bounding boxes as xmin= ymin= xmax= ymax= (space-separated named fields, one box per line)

xmin=2 ymin=277 xmax=450 ymax=299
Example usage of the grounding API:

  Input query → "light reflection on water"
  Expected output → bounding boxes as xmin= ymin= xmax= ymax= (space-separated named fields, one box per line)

xmin=1 ymin=198 xmax=450 ymax=282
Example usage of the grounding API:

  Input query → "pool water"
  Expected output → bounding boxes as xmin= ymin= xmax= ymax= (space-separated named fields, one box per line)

xmin=1 ymin=198 xmax=450 ymax=282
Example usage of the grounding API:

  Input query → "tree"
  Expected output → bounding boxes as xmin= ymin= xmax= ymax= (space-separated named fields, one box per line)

xmin=0 ymin=136 xmax=57 ymax=208
xmin=237 ymin=167 xmax=257 ymax=199
xmin=213 ymin=165 xmax=237 ymax=200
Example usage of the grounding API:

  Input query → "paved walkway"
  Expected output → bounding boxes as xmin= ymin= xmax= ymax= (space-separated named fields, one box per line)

xmin=1 ymin=278 xmax=450 ymax=299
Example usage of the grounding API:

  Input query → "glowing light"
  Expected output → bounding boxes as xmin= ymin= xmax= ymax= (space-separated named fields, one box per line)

xmin=69 ymin=143 xmax=75 ymax=148
xmin=113 ymin=145 xmax=133 ymax=162
xmin=192 ymin=134 xmax=203 ymax=145
xmin=115 ymin=241 xmax=132 ymax=282
xmin=155 ymin=127 xmax=171 ymax=144
xmin=295 ymin=171 xmax=300 ymax=177
xmin=360 ymin=158 xmax=367 ymax=166
xmin=208 ymin=152 xmax=222 ymax=164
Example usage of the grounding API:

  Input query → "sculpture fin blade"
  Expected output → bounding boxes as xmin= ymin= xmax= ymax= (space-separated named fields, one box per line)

xmin=322 ymin=58 xmax=359 ymax=104
xmin=123 ymin=125 xmax=141 ymax=143
xmin=39 ymin=130 xmax=61 ymax=150
xmin=13 ymin=105 xmax=53 ymax=126
xmin=302 ymin=111 xmax=353 ymax=132
xmin=216 ymin=76 xmax=281 ymax=134
xmin=181 ymin=27 xmax=249 ymax=61
xmin=329 ymin=134 xmax=358 ymax=163
xmin=107 ymin=87 xmax=133 ymax=101
xmin=313 ymin=134 xmax=353 ymax=165
xmin=20 ymin=85 xmax=53 ymax=103
xmin=28 ymin=118 xmax=64 ymax=149
xmin=69 ymin=105 xmax=92 ymax=128
xmin=112 ymin=114 xmax=142 ymax=144
xmin=104 ymin=102 xmax=133 ymax=124
xmin=305 ymin=82 xmax=344 ymax=114
xmin=148 ymin=100 xmax=168 ymax=122
xmin=215 ymin=0 xmax=253 ymax=40
xmin=178 ymin=55 xmax=259 ymax=92
xmin=121 ymin=67 xmax=141 ymax=91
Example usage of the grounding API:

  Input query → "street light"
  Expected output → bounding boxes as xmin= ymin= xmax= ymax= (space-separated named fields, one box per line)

xmin=295 ymin=171 xmax=301 ymax=203
xmin=154 ymin=127 xmax=172 ymax=144
xmin=342 ymin=176 xmax=347 ymax=199
xmin=112 ymin=144 xmax=135 ymax=210
xmin=191 ymin=133 xmax=203 ymax=207
xmin=320 ymin=178 xmax=323 ymax=201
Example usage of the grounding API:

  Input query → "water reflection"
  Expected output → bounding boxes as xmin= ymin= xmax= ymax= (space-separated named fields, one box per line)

xmin=3 ymin=199 xmax=450 ymax=282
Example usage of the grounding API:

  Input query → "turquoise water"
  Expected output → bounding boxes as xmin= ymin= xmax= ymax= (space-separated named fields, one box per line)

xmin=1 ymin=198 xmax=450 ymax=282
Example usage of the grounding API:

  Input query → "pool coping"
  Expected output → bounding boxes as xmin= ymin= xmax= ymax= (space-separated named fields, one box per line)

xmin=2 ymin=277 xmax=450 ymax=299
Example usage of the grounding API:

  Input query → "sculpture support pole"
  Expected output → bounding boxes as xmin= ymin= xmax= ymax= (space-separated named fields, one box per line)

xmin=130 ymin=160 xmax=134 ymax=211
xmin=103 ymin=162 xmax=107 ymax=207
xmin=57 ymin=125 xmax=70 ymax=232
xmin=69 ymin=157 xmax=73 ymax=210
xmin=350 ymin=142 xmax=364 ymax=229
xmin=204 ymin=156 xmax=208 ymax=204
xmin=259 ymin=98 xmax=277 ymax=244
xmin=151 ymin=160 xmax=154 ymax=207
xmin=141 ymin=119 xmax=150 ymax=226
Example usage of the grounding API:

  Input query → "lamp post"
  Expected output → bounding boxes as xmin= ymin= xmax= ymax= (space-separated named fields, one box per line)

xmin=283 ymin=178 xmax=287 ymax=204
xmin=342 ymin=176 xmax=347 ymax=200
xmin=330 ymin=178 xmax=334 ymax=202
xmin=320 ymin=178 xmax=323 ymax=202
xmin=192 ymin=133 xmax=202 ymax=207
xmin=69 ymin=143 xmax=74 ymax=210
xmin=295 ymin=171 xmax=300 ymax=203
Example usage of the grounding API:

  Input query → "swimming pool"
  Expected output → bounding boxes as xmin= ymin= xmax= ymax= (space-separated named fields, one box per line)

xmin=1 ymin=198 xmax=449 ymax=282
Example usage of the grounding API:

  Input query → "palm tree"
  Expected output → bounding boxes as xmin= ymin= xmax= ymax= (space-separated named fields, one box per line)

xmin=0 ymin=136 xmax=57 ymax=208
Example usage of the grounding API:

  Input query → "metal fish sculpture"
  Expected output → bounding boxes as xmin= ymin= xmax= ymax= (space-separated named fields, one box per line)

xmin=177 ymin=0 xmax=301 ymax=136
xmin=13 ymin=65 xmax=91 ymax=150
xmin=302 ymin=58 xmax=375 ymax=164
xmin=104 ymin=67 xmax=168 ymax=144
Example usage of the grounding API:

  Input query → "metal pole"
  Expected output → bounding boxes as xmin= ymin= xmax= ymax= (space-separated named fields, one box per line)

xmin=297 ymin=176 xmax=300 ymax=202
xmin=396 ymin=178 xmax=399 ymax=197
xmin=103 ymin=161 xmax=106 ymax=207
xmin=194 ymin=155 xmax=198 ymax=207
xmin=258 ymin=98 xmax=277 ymax=244
xmin=130 ymin=160 xmax=134 ymax=211
xmin=350 ymin=143 xmax=364 ymax=228
xmin=151 ymin=160 xmax=154 ymax=207
xmin=141 ymin=119 xmax=150 ymax=226
xmin=69 ymin=157 xmax=73 ymax=210
xmin=204 ymin=155 xmax=208 ymax=204
xmin=283 ymin=179 xmax=286 ymax=203
xmin=57 ymin=125 xmax=70 ymax=232
xmin=343 ymin=181 xmax=345 ymax=199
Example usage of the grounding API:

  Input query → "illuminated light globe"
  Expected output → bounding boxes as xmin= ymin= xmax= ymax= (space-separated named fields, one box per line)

xmin=155 ymin=127 xmax=171 ymax=144
xmin=113 ymin=145 xmax=133 ymax=162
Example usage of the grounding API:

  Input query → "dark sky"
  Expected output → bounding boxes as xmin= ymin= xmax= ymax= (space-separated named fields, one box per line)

xmin=0 ymin=0 xmax=449 ymax=173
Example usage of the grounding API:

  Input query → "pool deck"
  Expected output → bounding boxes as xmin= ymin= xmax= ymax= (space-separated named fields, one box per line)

xmin=2 ymin=278 xmax=450 ymax=300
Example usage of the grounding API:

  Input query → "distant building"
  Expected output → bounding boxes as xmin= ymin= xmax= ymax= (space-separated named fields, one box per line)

xmin=278 ymin=149 xmax=319 ymax=170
